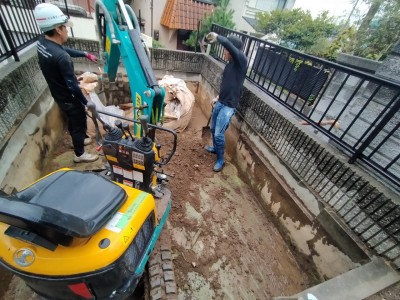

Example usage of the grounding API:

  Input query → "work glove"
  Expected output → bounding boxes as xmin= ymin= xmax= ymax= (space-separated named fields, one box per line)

xmin=85 ymin=52 xmax=98 ymax=63
xmin=211 ymin=96 xmax=218 ymax=107
xmin=205 ymin=32 xmax=218 ymax=44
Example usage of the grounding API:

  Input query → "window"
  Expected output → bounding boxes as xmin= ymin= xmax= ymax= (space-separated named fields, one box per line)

xmin=248 ymin=0 xmax=280 ymax=11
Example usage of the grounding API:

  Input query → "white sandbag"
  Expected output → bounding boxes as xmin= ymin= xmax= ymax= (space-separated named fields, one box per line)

xmin=158 ymin=75 xmax=195 ymax=132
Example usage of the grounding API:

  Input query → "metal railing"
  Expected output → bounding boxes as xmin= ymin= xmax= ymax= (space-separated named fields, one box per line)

xmin=0 ymin=0 xmax=43 ymax=62
xmin=0 ymin=0 xmax=95 ymax=63
xmin=211 ymin=24 xmax=400 ymax=190
xmin=48 ymin=0 xmax=95 ymax=17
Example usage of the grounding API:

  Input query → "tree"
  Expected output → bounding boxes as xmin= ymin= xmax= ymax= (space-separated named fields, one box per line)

xmin=184 ymin=0 xmax=235 ymax=52
xmin=354 ymin=0 xmax=384 ymax=45
xmin=255 ymin=9 xmax=339 ymax=53
xmin=352 ymin=0 xmax=400 ymax=60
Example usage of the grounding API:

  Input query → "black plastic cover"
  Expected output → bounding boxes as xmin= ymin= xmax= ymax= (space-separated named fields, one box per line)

xmin=0 ymin=170 xmax=126 ymax=245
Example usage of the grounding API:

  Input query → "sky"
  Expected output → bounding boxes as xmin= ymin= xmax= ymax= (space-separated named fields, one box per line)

xmin=293 ymin=0 xmax=368 ymax=21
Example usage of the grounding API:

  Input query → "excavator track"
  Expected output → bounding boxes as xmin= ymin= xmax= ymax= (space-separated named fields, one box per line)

xmin=145 ymin=228 xmax=177 ymax=300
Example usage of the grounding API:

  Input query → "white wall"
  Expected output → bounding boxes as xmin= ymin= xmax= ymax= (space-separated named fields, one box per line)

xmin=68 ymin=15 xmax=98 ymax=41
xmin=229 ymin=0 xmax=297 ymax=34
xmin=131 ymin=0 xmax=176 ymax=49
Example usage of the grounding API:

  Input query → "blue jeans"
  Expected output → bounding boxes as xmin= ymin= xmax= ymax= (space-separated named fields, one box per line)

xmin=210 ymin=102 xmax=235 ymax=152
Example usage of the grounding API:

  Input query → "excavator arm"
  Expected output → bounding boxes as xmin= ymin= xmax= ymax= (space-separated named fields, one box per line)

xmin=94 ymin=0 xmax=165 ymax=136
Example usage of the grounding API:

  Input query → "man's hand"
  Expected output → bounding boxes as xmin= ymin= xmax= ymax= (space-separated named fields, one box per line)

xmin=211 ymin=96 xmax=218 ymax=106
xmin=86 ymin=52 xmax=98 ymax=63
xmin=205 ymin=32 xmax=218 ymax=44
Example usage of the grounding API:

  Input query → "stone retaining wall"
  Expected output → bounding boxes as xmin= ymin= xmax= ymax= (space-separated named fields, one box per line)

xmin=151 ymin=49 xmax=400 ymax=269
xmin=0 ymin=48 xmax=63 ymax=193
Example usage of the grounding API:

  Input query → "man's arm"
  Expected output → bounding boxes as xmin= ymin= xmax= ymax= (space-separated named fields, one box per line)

xmin=216 ymin=35 xmax=242 ymax=63
xmin=64 ymin=47 xmax=98 ymax=62
xmin=63 ymin=47 xmax=86 ymax=58
xmin=58 ymin=54 xmax=88 ymax=106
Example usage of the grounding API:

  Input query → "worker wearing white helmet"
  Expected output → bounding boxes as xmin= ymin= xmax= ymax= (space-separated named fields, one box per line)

xmin=34 ymin=2 xmax=74 ymax=33
xmin=34 ymin=3 xmax=99 ymax=163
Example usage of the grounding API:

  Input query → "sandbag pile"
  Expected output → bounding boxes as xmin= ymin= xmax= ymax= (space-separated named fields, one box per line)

xmin=158 ymin=75 xmax=195 ymax=132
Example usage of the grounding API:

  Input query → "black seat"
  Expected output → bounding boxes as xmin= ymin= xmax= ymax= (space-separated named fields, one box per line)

xmin=0 ymin=170 xmax=126 ymax=246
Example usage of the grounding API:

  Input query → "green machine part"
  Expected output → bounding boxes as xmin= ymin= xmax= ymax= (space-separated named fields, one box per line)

xmin=95 ymin=0 xmax=165 ymax=136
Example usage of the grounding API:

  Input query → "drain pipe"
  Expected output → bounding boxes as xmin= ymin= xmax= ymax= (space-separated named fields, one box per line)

xmin=125 ymin=5 xmax=141 ymax=36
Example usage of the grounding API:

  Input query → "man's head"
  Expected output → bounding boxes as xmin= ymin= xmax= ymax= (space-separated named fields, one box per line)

xmin=223 ymin=35 xmax=243 ymax=62
xmin=34 ymin=3 xmax=73 ymax=42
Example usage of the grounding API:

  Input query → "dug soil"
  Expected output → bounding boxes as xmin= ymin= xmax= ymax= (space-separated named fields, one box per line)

xmin=2 ymin=90 xmax=316 ymax=300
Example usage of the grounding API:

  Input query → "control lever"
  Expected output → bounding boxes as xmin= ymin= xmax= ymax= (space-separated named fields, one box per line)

xmin=139 ymin=115 xmax=149 ymax=137
xmin=114 ymin=120 xmax=128 ymax=139
xmin=122 ymin=122 xmax=135 ymax=140
xmin=87 ymin=102 xmax=104 ymax=145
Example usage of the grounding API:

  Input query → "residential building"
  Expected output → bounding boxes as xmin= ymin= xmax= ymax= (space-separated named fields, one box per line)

xmin=131 ymin=0 xmax=214 ymax=50
xmin=130 ymin=0 xmax=295 ymax=49
xmin=230 ymin=0 xmax=296 ymax=34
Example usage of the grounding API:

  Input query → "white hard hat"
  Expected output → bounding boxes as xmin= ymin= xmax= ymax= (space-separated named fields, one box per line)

xmin=34 ymin=3 xmax=73 ymax=32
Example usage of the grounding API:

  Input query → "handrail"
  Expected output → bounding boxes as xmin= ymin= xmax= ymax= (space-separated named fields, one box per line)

xmin=211 ymin=24 xmax=400 ymax=189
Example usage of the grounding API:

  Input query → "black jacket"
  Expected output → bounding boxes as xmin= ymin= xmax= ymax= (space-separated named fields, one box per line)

xmin=217 ymin=36 xmax=248 ymax=109
xmin=37 ymin=37 xmax=88 ymax=107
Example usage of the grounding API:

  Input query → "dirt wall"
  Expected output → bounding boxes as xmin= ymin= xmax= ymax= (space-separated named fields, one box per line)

xmin=0 ymin=89 xmax=64 ymax=193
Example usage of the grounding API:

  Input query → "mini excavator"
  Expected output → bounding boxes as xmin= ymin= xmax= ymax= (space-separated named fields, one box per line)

xmin=0 ymin=1 xmax=177 ymax=299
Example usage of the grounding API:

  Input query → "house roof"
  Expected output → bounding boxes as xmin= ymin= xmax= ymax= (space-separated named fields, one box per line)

xmin=161 ymin=0 xmax=214 ymax=30
xmin=243 ymin=16 xmax=257 ymax=30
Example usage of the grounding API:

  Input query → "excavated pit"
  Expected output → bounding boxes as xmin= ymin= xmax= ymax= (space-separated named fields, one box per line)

xmin=0 ymin=81 xmax=383 ymax=300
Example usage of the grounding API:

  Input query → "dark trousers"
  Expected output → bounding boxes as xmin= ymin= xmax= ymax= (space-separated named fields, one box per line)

xmin=59 ymin=102 xmax=87 ymax=156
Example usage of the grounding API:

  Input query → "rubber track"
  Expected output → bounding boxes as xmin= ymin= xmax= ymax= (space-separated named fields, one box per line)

xmin=147 ymin=228 xmax=177 ymax=300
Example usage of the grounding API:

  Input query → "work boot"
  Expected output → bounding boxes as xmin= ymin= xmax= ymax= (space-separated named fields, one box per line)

xmin=73 ymin=152 xmax=98 ymax=163
xmin=205 ymin=145 xmax=216 ymax=154
xmin=213 ymin=149 xmax=224 ymax=172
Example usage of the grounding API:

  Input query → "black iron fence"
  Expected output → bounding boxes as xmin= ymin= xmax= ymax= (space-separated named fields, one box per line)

xmin=211 ymin=24 xmax=400 ymax=190
xmin=0 ymin=0 xmax=43 ymax=62
xmin=0 ymin=0 xmax=94 ymax=63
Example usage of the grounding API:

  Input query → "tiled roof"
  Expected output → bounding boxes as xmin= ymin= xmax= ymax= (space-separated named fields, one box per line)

xmin=161 ymin=0 xmax=214 ymax=30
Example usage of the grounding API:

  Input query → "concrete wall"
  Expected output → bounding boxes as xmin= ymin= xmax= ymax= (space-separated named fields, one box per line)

xmin=336 ymin=53 xmax=381 ymax=74
xmin=0 ymin=48 xmax=64 ymax=193
xmin=149 ymin=49 xmax=400 ymax=270
xmin=69 ymin=15 xmax=98 ymax=41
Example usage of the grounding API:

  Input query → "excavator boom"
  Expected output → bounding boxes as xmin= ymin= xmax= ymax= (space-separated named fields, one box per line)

xmin=95 ymin=0 xmax=165 ymax=136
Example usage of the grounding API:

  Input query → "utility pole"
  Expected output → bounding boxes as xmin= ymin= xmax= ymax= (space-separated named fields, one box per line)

xmin=150 ymin=0 xmax=153 ymax=37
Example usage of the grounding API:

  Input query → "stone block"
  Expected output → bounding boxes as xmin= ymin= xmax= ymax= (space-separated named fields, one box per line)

xmin=161 ymin=250 xmax=171 ymax=260
xmin=150 ymin=275 xmax=161 ymax=288
xmin=165 ymin=281 xmax=177 ymax=294
xmin=164 ymin=270 xmax=175 ymax=282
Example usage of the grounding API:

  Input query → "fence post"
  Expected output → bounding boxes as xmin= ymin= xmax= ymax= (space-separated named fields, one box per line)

xmin=348 ymin=96 xmax=400 ymax=163
xmin=0 ymin=12 xmax=19 ymax=62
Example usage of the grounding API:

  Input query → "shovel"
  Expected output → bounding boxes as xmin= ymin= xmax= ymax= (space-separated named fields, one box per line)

xmin=202 ymin=105 xmax=213 ymax=138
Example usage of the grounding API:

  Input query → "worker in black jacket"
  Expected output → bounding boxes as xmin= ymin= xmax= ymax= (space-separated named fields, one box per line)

xmin=34 ymin=3 xmax=98 ymax=163
xmin=205 ymin=32 xmax=248 ymax=172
